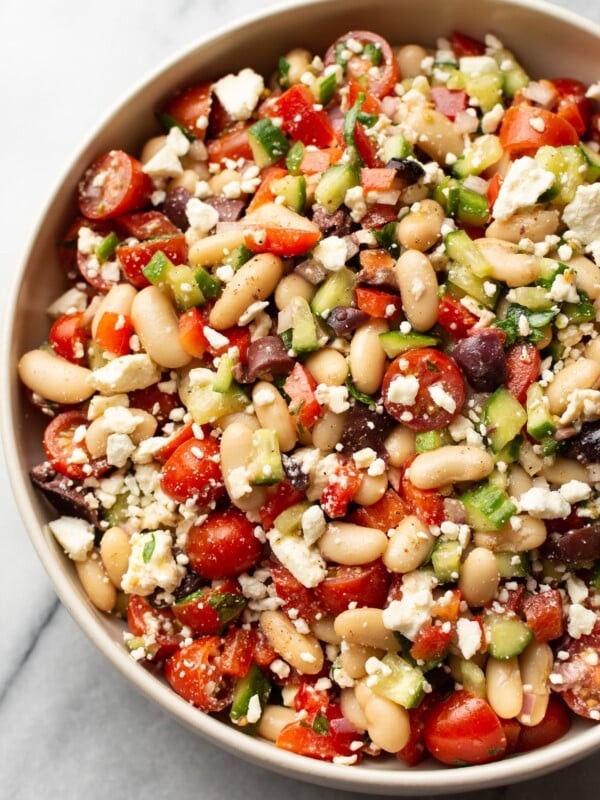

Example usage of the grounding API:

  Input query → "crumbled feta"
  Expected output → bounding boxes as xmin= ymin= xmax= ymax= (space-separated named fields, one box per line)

xmin=353 ymin=447 xmax=378 ymax=469
xmin=567 ymin=604 xmax=597 ymax=639
xmin=559 ymin=480 xmax=592 ymax=504
xmin=563 ymin=183 xmax=600 ymax=247
xmin=166 ymin=125 xmax=190 ymax=157
xmin=481 ymin=103 xmax=505 ymax=134
xmin=203 ymin=326 xmax=230 ymax=350
xmin=549 ymin=270 xmax=580 ymax=304
xmin=428 ymin=383 xmax=457 ymax=414
xmin=314 ymin=383 xmax=350 ymax=414
xmin=456 ymin=617 xmax=482 ymax=659
xmin=567 ymin=574 xmax=589 ymax=606
xmin=48 ymin=516 xmax=95 ymax=562
xmin=186 ymin=198 xmax=219 ymax=234
xmin=246 ymin=694 xmax=262 ymax=725
xmin=267 ymin=529 xmax=326 ymax=588
xmin=301 ymin=505 xmax=327 ymax=546
xmin=492 ymin=156 xmax=555 ymax=221
xmin=559 ymin=389 xmax=600 ymax=426
xmin=121 ymin=530 xmax=184 ymax=596
xmin=459 ymin=55 xmax=499 ymax=77
xmin=227 ymin=466 xmax=253 ymax=500
xmin=87 ymin=354 xmax=161 ymax=395
xmin=106 ymin=433 xmax=136 ymax=468
xmin=142 ymin=144 xmax=183 ymax=178
xmin=87 ymin=393 xmax=129 ymax=421
xmin=382 ymin=570 xmax=435 ymax=640
xmin=313 ymin=236 xmax=348 ymax=271
xmin=386 ymin=374 xmax=419 ymax=405
xmin=239 ymin=300 xmax=269 ymax=325
xmin=46 ymin=287 xmax=88 ymax=318
xmin=518 ymin=487 xmax=571 ymax=519
xmin=213 ymin=68 xmax=264 ymax=121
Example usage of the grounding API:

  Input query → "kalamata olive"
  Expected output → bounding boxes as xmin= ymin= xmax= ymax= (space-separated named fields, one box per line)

xmin=203 ymin=196 xmax=246 ymax=221
xmin=163 ymin=186 xmax=192 ymax=229
xmin=245 ymin=336 xmax=294 ymax=381
xmin=327 ymin=306 xmax=370 ymax=335
xmin=30 ymin=462 xmax=101 ymax=527
xmin=340 ymin=403 xmax=394 ymax=457
xmin=311 ymin=205 xmax=353 ymax=237
xmin=452 ymin=329 xmax=507 ymax=392
xmin=385 ymin=157 xmax=425 ymax=187
xmin=172 ymin=569 xmax=206 ymax=602
xmin=542 ymin=525 xmax=600 ymax=563
xmin=281 ymin=453 xmax=310 ymax=492
xmin=564 ymin=421 xmax=600 ymax=464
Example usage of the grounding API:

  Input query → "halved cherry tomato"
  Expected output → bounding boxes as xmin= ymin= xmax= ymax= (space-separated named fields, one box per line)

xmin=522 ymin=589 xmax=564 ymax=642
xmin=410 ymin=623 xmax=453 ymax=662
xmin=353 ymin=121 xmax=383 ymax=168
xmin=221 ymin=627 xmax=256 ymax=678
xmin=277 ymin=703 xmax=363 ymax=762
xmin=49 ymin=312 xmax=89 ymax=365
xmin=117 ymin=233 xmax=187 ymax=288
xmin=154 ymin=420 xmax=196 ymax=463
xmin=423 ymin=690 xmax=507 ymax=766
xmin=314 ymin=560 xmax=391 ymax=615
xmin=320 ymin=459 xmax=362 ymax=518
xmin=43 ymin=410 xmax=109 ymax=480
xmin=253 ymin=628 xmax=278 ymax=668
xmin=382 ymin=348 xmax=465 ymax=431
xmin=551 ymin=78 xmax=594 ymax=137
xmin=266 ymin=84 xmax=336 ymax=147
xmin=116 ymin=209 xmax=180 ymax=239
xmin=348 ymin=79 xmax=381 ymax=115
xmin=259 ymin=481 xmax=306 ymax=531
xmin=401 ymin=455 xmax=446 ymax=526
xmin=186 ymin=508 xmax=263 ymax=579
xmin=430 ymin=87 xmax=468 ymax=120
xmin=283 ymin=362 xmax=323 ymax=431
xmin=160 ymin=435 xmax=225 ymax=504
xmin=349 ymin=487 xmax=409 ymax=531
xmin=397 ymin=690 xmax=442 ymax=767
xmin=359 ymin=203 xmax=401 ymax=229
xmin=451 ymin=31 xmax=486 ymax=57
xmin=243 ymin=202 xmax=322 ymax=257
xmin=501 ymin=717 xmax=522 ymax=755
xmin=162 ymin=82 xmax=213 ymax=139
xmin=516 ymin=695 xmax=571 ymax=752
xmin=551 ymin=621 xmax=600 ymax=719
xmin=58 ymin=216 xmax=112 ymax=281
xmin=207 ymin=122 xmax=254 ymax=164
xmin=324 ymin=31 xmax=399 ymax=100
xmin=355 ymin=286 xmax=402 ymax=318
xmin=499 ymin=105 xmax=579 ymax=156
xmin=127 ymin=594 xmax=183 ymax=661
xmin=93 ymin=310 xmax=133 ymax=357
xmin=436 ymin=294 xmax=479 ymax=339
xmin=172 ymin=586 xmax=245 ymax=636
xmin=78 ymin=150 xmax=153 ymax=220
xmin=270 ymin=561 xmax=323 ymax=624
xmin=128 ymin=383 xmax=182 ymax=430
xmin=505 ymin=342 xmax=541 ymax=404
xmin=178 ymin=307 xmax=250 ymax=361
xmin=165 ymin=636 xmax=233 ymax=712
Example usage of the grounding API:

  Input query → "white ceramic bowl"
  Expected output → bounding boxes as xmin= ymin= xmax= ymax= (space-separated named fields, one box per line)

xmin=3 ymin=0 xmax=600 ymax=793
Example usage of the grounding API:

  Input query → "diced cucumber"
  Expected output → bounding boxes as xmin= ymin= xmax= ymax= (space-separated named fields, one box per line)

xmin=493 ymin=49 xmax=529 ymax=97
xmin=486 ymin=614 xmax=533 ymax=659
xmin=143 ymin=250 xmax=171 ymax=285
xmin=445 ymin=229 xmax=493 ymax=278
xmin=291 ymin=296 xmax=319 ymax=353
xmin=434 ymin=177 xmax=490 ymax=226
xmin=186 ymin=381 xmax=250 ymax=425
xmin=452 ymin=134 xmax=503 ymax=179
xmin=488 ymin=467 xmax=508 ymax=491
xmin=526 ymin=382 xmax=556 ymax=441
xmin=311 ymin=267 xmax=356 ymax=317
xmin=271 ymin=174 xmax=307 ymax=213
xmin=509 ymin=286 xmax=554 ymax=311
xmin=581 ymin=143 xmax=600 ymax=182
xmin=230 ymin=664 xmax=272 ymax=734
xmin=247 ymin=118 xmax=290 ymax=167
xmin=96 ymin=231 xmax=120 ymax=263
xmin=311 ymin=71 xmax=338 ymax=105
xmin=314 ymin=163 xmax=359 ymax=214
xmin=457 ymin=658 xmax=486 ymax=698
xmin=213 ymin=353 xmax=235 ymax=393
xmin=194 ymin=266 xmax=221 ymax=300
xmin=378 ymin=330 xmax=438 ymax=358
xmin=286 ymin=141 xmax=305 ymax=175
xmin=494 ymin=435 xmax=522 ymax=465
xmin=562 ymin=290 xmax=596 ymax=324
xmin=483 ymin=387 xmax=527 ymax=453
xmin=461 ymin=481 xmax=517 ymax=531
xmin=534 ymin=145 xmax=587 ymax=205
xmin=446 ymin=263 xmax=500 ymax=309
xmin=248 ymin=428 xmax=284 ymax=485
xmin=382 ymin=134 xmax=413 ymax=163
xmin=415 ymin=428 xmax=452 ymax=454
xmin=274 ymin=501 xmax=311 ymax=536
xmin=431 ymin=538 xmax=462 ymax=583
xmin=495 ymin=551 xmax=529 ymax=579
xmin=168 ymin=264 xmax=205 ymax=310
xmin=368 ymin=652 xmax=425 ymax=709
xmin=222 ymin=243 xmax=254 ymax=271
xmin=102 ymin=492 xmax=129 ymax=528
xmin=87 ymin=340 xmax=110 ymax=370
xmin=464 ymin=70 xmax=503 ymax=112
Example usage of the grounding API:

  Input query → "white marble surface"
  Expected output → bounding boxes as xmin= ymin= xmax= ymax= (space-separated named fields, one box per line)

xmin=2 ymin=1 xmax=600 ymax=797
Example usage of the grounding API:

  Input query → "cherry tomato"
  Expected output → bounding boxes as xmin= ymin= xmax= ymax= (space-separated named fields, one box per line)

xmin=552 ymin=621 xmax=600 ymax=719
xmin=154 ymin=421 xmax=196 ymax=464
xmin=410 ymin=623 xmax=454 ymax=662
xmin=314 ymin=560 xmax=391 ymax=616
xmin=207 ymin=123 xmax=254 ymax=165
xmin=349 ymin=487 xmax=409 ymax=531
xmin=259 ymin=481 xmax=306 ymax=531
xmin=277 ymin=703 xmax=363 ymax=762
xmin=128 ymin=383 xmax=182 ymax=429
xmin=551 ymin=78 xmax=594 ymax=137
xmin=127 ymin=594 xmax=183 ymax=661
xmin=382 ymin=348 xmax=465 ymax=431
xmin=165 ymin=636 xmax=233 ymax=712
xmin=172 ymin=586 xmax=245 ymax=636
xmin=501 ymin=717 xmax=522 ymax=755
xmin=436 ymin=294 xmax=479 ymax=339
xmin=516 ymin=695 xmax=571 ymax=753
xmin=116 ymin=209 xmax=180 ymax=239
xmin=43 ymin=410 xmax=109 ymax=480
xmin=353 ymin=121 xmax=383 ymax=168
xmin=397 ymin=690 xmax=442 ymax=767
xmin=451 ymin=31 xmax=486 ymax=57
xmin=160 ymin=436 xmax=225 ymax=504
xmin=355 ymin=286 xmax=402 ymax=319
xmin=320 ymin=459 xmax=362 ymax=518
xmin=49 ymin=312 xmax=89 ymax=365
xmin=58 ymin=216 xmax=112 ymax=281
xmin=283 ymin=362 xmax=323 ymax=431
xmin=522 ymin=589 xmax=564 ymax=642
xmin=244 ymin=222 xmax=322 ymax=258
xmin=117 ymin=233 xmax=187 ymax=288
xmin=499 ymin=105 xmax=579 ymax=156
xmin=324 ymin=31 xmax=399 ymax=99
xmin=220 ymin=627 xmax=256 ymax=678
xmin=266 ymin=84 xmax=336 ymax=147
xmin=186 ymin=509 xmax=263 ymax=579
xmin=270 ymin=561 xmax=323 ymax=623
xmin=78 ymin=150 xmax=152 ymax=220
xmin=162 ymin=82 xmax=213 ymax=139
xmin=93 ymin=311 xmax=133 ymax=357
xmin=423 ymin=690 xmax=507 ymax=766
xmin=505 ymin=342 xmax=541 ymax=404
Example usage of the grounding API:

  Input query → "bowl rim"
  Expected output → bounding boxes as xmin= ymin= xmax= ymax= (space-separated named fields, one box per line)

xmin=4 ymin=0 xmax=600 ymax=792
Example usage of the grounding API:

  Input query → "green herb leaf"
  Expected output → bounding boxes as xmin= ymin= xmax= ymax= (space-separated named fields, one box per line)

xmin=277 ymin=57 xmax=291 ymax=89
xmin=207 ymin=591 xmax=247 ymax=624
xmin=142 ymin=533 xmax=156 ymax=564
xmin=312 ymin=713 xmax=329 ymax=735
xmin=371 ymin=221 xmax=400 ymax=259
xmin=345 ymin=377 xmax=375 ymax=406
xmin=363 ymin=42 xmax=383 ymax=66
xmin=494 ymin=303 xmax=558 ymax=347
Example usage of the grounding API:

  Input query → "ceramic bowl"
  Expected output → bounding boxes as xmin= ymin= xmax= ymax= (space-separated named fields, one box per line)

xmin=3 ymin=0 xmax=600 ymax=793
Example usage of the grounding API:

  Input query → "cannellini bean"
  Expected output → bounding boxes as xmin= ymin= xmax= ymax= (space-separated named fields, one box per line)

xmin=319 ymin=522 xmax=388 ymax=565
xmin=99 ymin=526 xmax=131 ymax=589
xmin=546 ymin=358 xmax=600 ymax=415
xmin=383 ymin=425 xmax=416 ymax=467
xmin=304 ymin=348 xmax=348 ymax=386
xmin=188 ymin=230 xmax=246 ymax=267
xmin=256 ymin=705 xmax=296 ymax=742
xmin=458 ymin=547 xmax=501 ymax=607
xmin=395 ymin=44 xmax=428 ymax=78
xmin=311 ymin=409 xmax=347 ymax=453
xmin=340 ymin=642 xmax=383 ymax=679
xmin=475 ymin=238 xmax=541 ymax=286
xmin=540 ymin=456 xmax=589 ymax=485
xmin=260 ymin=610 xmax=324 ymax=675
xmin=18 ymin=349 xmax=94 ymax=404
xmin=75 ymin=551 xmax=117 ymax=612
xmin=209 ymin=167 xmax=243 ymax=195
xmin=349 ymin=319 xmax=388 ymax=394
xmin=217 ymin=411 xmax=260 ymax=432
xmin=131 ymin=286 xmax=191 ymax=368
xmin=169 ymin=168 xmax=201 ymax=193
xmin=91 ymin=283 xmax=138 ymax=337
xmin=518 ymin=641 xmax=553 ymax=726
xmin=220 ymin=421 xmax=267 ymax=510
xmin=281 ymin=47 xmax=313 ymax=85
xmin=140 ymin=135 xmax=167 ymax=164
xmin=340 ymin=688 xmax=368 ymax=731
xmin=485 ymin=209 xmax=560 ymax=243
xmin=310 ymin=615 xmax=341 ymax=645
xmin=518 ymin=438 xmax=545 ymax=476
xmin=396 ymin=199 xmax=445 ymax=251
xmin=209 ymin=253 xmax=283 ymax=330
xmin=571 ymin=254 xmax=600 ymax=299
xmin=584 ymin=336 xmax=600 ymax=363
xmin=252 ymin=381 xmax=297 ymax=452
xmin=334 ymin=608 xmax=399 ymax=651
xmin=404 ymin=105 xmax=465 ymax=163
xmin=394 ymin=249 xmax=439 ymax=331
xmin=407 ymin=445 xmax=494 ymax=489
xmin=474 ymin=515 xmax=547 ymax=553
xmin=274 ymin=273 xmax=315 ymax=310
xmin=507 ymin=464 xmax=534 ymax=499
xmin=353 ymin=472 xmax=388 ymax=507
xmin=486 ymin=656 xmax=523 ymax=719
xmin=384 ymin=515 xmax=435 ymax=573
xmin=358 ymin=684 xmax=411 ymax=753
xmin=84 ymin=407 xmax=157 ymax=457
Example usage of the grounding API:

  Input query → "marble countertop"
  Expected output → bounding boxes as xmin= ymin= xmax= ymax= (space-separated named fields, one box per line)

xmin=2 ymin=1 xmax=600 ymax=797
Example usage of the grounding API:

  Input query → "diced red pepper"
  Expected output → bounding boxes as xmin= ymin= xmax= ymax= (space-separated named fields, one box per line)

xmin=401 ymin=456 xmax=446 ymax=525
xmin=355 ymin=286 xmax=402 ymax=318
xmin=505 ymin=342 xmax=541 ymax=404
xmin=486 ymin=172 xmax=503 ymax=215
xmin=431 ymin=588 xmax=462 ymax=623
xmin=451 ymin=31 xmax=486 ymax=57
xmin=522 ymin=589 xmax=564 ymax=642
xmin=246 ymin=166 xmax=289 ymax=213
xmin=349 ymin=488 xmax=409 ymax=531
xmin=283 ymin=362 xmax=323 ymax=431
xmin=266 ymin=84 xmax=336 ymax=148
xmin=270 ymin=561 xmax=323 ymax=624
xmin=320 ymin=459 xmax=363 ymax=519
xmin=93 ymin=311 xmax=133 ymax=357
xmin=360 ymin=203 xmax=399 ymax=229
xmin=221 ymin=628 xmax=256 ymax=678
xmin=437 ymin=294 xmax=479 ymax=339
xmin=353 ymin=121 xmax=383 ymax=168
xmin=348 ymin=79 xmax=381 ymax=115
xmin=410 ymin=623 xmax=454 ymax=662
xmin=299 ymin=146 xmax=343 ymax=174
xmin=259 ymin=481 xmax=306 ymax=531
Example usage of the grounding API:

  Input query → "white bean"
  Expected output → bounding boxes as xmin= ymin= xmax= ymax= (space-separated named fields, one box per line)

xmin=319 ymin=522 xmax=388 ymax=565
xmin=358 ymin=684 xmax=411 ymax=753
xmin=220 ymin=421 xmax=267 ymax=510
xmin=571 ymin=254 xmax=600 ymax=300
xmin=18 ymin=349 xmax=94 ymax=404
xmin=383 ymin=425 xmax=416 ymax=467
xmin=349 ymin=319 xmax=388 ymax=394
xmin=486 ymin=656 xmax=523 ymax=719
xmin=311 ymin=409 xmax=347 ymax=453
xmin=274 ymin=273 xmax=315 ymax=310
xmin=408 ymin=445 xmax=494 ymax=489
xmin=252 ymin=381 xmax=297 ymax=452
xmin=304 ymin=348 xmax=348 ymax=386
xmin=209 ymin=253 xmax=283 ymax=330
xmin=256 ymin=705 xmax=296 ymax=741
xmin=396 ymin=199 xmax=445 ymax=251
xmin=540 ymin=456 xmax=589 ymax=485
xmin=518 ymin=641 xmax=553 ymax=726
xmin=340 ymin=642 xmax=383 ymax=679
xmin=91 ymin=283 xmax=138 ymax=337
xmin=84 ymin=407 xmax=158 ymax=458
xmin=475 ymin=238 xmax=541 ymax=286
xmin=131 ymin=286 xmax=191 ymax=368
xmin=260 ymin=610 xmax=324 ymax=675
xmin=458 ymin=547 xmax=500 ymax=607
xmin=188 ymin=230 xmax=246 ymax=267
xmin=404 ymin=106 xmax=465 ymax=163
xmin=395 ymin=44 xmax=428 ymax=78
xmin=99 ymin=526 xmax=131 ymax=589
xmin=394 ymin=249 xmax=439 ymax=331
xmin=384 ymin=515 xmax=435 ymax=573
xmin=485 ymin=209 xmax=560 ymax=243
xmin=340 ymin=688 xmax=368 ymax=731
xmin=334 ymin=608 xmax=399 ymax=651
xmin=353 ymin=472 xmax=388 ymax=507
xmin=546 ymin=358 xmax=600 ymax=415
xmin=75 ymin=551 xmax=117 ymax=612
xmin=474 ymin=515 xmax=547 ymax=553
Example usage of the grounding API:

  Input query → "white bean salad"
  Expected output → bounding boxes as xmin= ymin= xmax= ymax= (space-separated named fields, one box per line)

xmin=18 ymin=27 xmax=600 ymax=767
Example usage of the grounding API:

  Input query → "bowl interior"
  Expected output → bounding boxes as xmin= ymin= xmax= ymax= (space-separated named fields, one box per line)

xmin=4 ymin=0 xmax=600 ymax=793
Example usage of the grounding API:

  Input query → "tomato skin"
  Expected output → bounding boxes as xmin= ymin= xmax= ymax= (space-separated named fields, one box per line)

xmin=499 ymin=105 xmax=579 ymax=156
xmin=244 ymin=224 xmax=321 ymax=258
xmin=551 ymin=78 xmax=593 ymax=137
xmin=207 ymin=123 xmax=254 ymax=164
xmin=410 ymin=623 xmax=453 ymax=662
xmin=324 ymin=31 xmax=399 ymax=100
xmin=283 ymin=363 xmax=323 ymax=431
xmin=277 ymin=703 xmax=363 ymax=762
xmin=43 ymin=410 xmax=109 ymax=480
xmin=320 ymin=459 xmax=363 ymax=518
xmin=451 ymin=31 xmax=486 ymax=57
xmin=160 ymin=436 xmax=225 ymax=505
xmin=397 ymin=691 xmax=442 ymax=767
xmin=49 ymin=312 xmax=89 ymax=365
xmin=270 ymin=561 xmax=323 ymax=624
xmin=423 ymin=690 xmax=507 ymax=766
xmin=552 ymin=621 xmax=600 ymax=719
xmin=259 ymin=481 xmax=306 ymax=531
xmin=522 ymin=589 xmax=564 ymax=642
xmin=486 ymin=172 xmax=503 ymax=214
xmin=162 ymin=82 xmax=212 ymax=139
xmin=186 ymin=509 xmax=263 ymax=579
xmin=116 ymin=209 xmax=180 ymax=239
xmin=267 ymin=84 xmax=336 ymax=147
xmin=93 ymin=311 xmax=133 ymax=357
xmin=349 ymin=487 xmax=409 ymax=531
xmin=154 ymin=420 xmax=195 ymax=464
xmin=505 ymin=342 xmax=541 ymax=404
xmin=117 ymin=233 xmax=187 ymax=288
xmin=78 ymin=150 xmax=153 ymax=220
xmin=437 ymin=294 xmax=479 ymax=339
xmin=382 ymin=348 xmax=465 ymax=431
xmin=127 ymin=594 xmax=182 ymax=661
xmin=516 ymin=695 xmax=571 ymax=753
xmin=221 ymin=627 xmax=255 ymax=678
xmin=430 ymin=87 xmax=468 ymax=120
xmin=165 ymin=636 xmax=233 ymax=712
xmin=171 ymin=586 xmax=245 ymax=636
xmin=314 ymin=560 xmax=391 ymax=616
xmin=353 ymin=121 xmax=383 ymax=168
